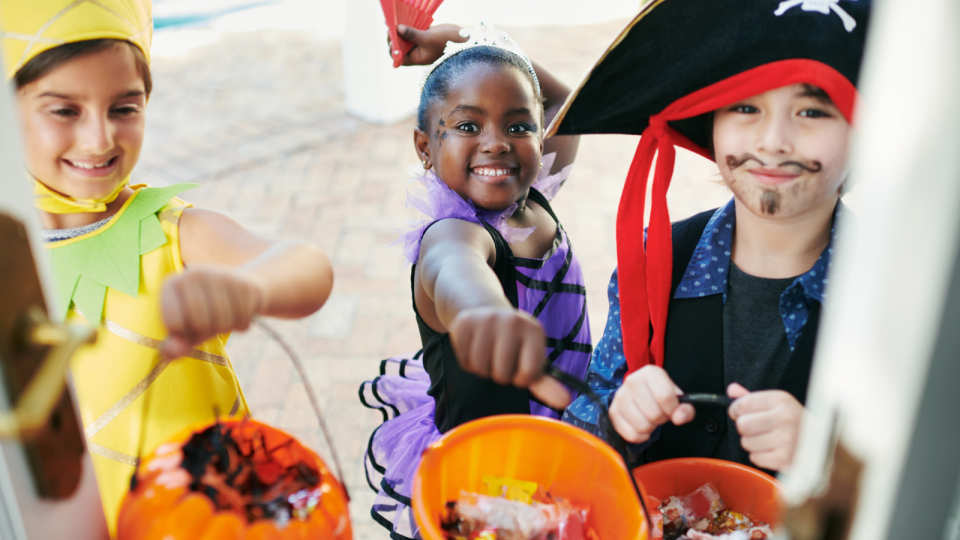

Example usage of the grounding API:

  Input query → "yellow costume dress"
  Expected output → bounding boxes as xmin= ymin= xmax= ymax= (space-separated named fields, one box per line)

xmin=48 ymin=184 xmax=249 ymax=534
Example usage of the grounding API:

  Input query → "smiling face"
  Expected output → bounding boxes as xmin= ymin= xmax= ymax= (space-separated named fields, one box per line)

xmin=16 ymin=42 xmax=146 ymax=201
xmin=415 ymin=62 xmax=544 ymax=212
xmin=713 ymin=83 xmax=853 ymax=219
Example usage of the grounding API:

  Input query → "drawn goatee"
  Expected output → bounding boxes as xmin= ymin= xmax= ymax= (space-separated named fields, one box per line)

xmin=761 ymin=190 xmax=780 ymax=215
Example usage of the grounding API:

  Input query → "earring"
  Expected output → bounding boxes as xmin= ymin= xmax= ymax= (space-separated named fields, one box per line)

xmin=539 ymin=163 xmax=543 ymax=169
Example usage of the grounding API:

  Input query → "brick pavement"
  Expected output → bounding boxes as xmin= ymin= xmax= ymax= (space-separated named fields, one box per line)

xmin=141 ymin=21 xmax=730 ymax=539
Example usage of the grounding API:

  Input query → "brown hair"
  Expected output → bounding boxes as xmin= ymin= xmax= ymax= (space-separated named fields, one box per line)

xmin=14 ymin=39 xmax=152 ymax=95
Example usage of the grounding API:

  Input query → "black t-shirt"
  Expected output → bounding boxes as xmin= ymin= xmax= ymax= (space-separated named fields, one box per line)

xmin=715 ymin=262 xmax=798 ymax=464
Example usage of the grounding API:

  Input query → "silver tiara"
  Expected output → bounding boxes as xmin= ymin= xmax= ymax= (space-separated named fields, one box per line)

xmin=421 ymin=22 xmax=541 ymax=97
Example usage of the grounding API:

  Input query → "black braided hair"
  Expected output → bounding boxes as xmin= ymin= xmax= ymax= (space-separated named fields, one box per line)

xmin=417 ymin=45 xmax=542 ymax=131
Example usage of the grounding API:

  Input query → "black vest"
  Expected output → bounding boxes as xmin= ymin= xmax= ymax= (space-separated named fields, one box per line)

xmin=638 ymin=209 xmax=821 ymax=467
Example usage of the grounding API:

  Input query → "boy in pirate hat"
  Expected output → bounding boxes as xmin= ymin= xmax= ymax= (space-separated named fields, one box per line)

xmin=553 ymin=0 xmax=871 ymax=472
xmin=1 ymin=0 xmax=333 ymax=531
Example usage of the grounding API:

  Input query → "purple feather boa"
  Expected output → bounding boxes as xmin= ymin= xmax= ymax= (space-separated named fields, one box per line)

xmin=397 ymin=153 xmax=574 ymax=264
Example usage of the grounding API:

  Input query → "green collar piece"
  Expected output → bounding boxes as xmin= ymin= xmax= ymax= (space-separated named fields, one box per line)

xmin=47 ymin=184 xmax=198 ymax=325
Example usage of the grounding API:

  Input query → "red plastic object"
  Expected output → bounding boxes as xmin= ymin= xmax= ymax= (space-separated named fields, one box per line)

xmin=380 ymin=0 xmax=445 ymax=67
xmin=413 ymin=415 xmax=649 ymax=540
xmin=633 ymin=458 xmax=784 ymax=528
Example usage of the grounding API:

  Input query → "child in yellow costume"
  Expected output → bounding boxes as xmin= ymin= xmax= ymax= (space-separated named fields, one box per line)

xmin=0 ymin=0 xmax=335 ymax=534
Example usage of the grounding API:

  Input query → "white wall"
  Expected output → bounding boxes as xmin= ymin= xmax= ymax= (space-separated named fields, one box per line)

xmin=341 ymin=0 xmax=643 ymax=125
xmin=341 ymin=0 xmax=427 ymax=125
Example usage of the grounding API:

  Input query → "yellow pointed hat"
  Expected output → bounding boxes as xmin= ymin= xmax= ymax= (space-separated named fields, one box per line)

xmin=0 ymin=0 xmax=152 ymax=81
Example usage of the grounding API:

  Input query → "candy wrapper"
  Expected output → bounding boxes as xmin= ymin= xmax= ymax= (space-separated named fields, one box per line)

xmin=442 ymin=482 xmax=598 ymax=540
xmin=650 ymin=509 xmax=664 ymax=539
xmin=685 ymin=525 xmax=772 ymax=540
xmin=661 ymin=495 xmax=686 ymax=536
xmin=483 ymin=475 xmax=540 ymax=504
xmin=656 ymin=483 xmax=775 ymax=540
xmin=711 ymin=510 xmax=751 ymax=534
xmin=744 ymin=525 xmax=774 ymax=539
xmin=687 ymin=531 xmax=749 ymax=540
xmin=680 ymin=483 xmax=727 ymax=531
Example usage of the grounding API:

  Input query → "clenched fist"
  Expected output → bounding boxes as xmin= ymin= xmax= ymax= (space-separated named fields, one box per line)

xmin=609 ymin=365 xmax=696 ymax=444
xmin=448 ymin=306 xmax=570 ymax=409
xmin=160 ymin=266 xmax=262 ymax=359
xmin=728 ymin=383 xmax=804 ymax=471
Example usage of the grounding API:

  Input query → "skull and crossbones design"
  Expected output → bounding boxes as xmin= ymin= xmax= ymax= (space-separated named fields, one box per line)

xmin=774 ymin=0 xmax=857 ymax=32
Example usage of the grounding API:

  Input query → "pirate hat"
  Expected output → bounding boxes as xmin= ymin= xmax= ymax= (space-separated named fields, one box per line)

xmin=546 ymin=0 xmax=871 ymax=374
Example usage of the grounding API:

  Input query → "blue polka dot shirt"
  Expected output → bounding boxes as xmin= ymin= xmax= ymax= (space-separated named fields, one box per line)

xmin=563 ymin=198 xmax=841 ymax=437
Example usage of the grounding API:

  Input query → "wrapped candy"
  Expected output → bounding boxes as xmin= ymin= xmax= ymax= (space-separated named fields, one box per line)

xmin=650 ymin=509 xmax=664 ymax=539
xmin=655 ymin=483 xmax=777 ymax=540
xmin=441 ymin=486 xmax=597 ymax=540
xmin=744 ymin=525 xmax=774 ymax=539
xmin=680 ymin=483 xmax=727 ymax=531
xmin=483 ymin=475 xmax=540 ymax=504
xmin=684 ymin=527 xmax=772 ymax=540
xmin=687 ymin=531 xmax=749 ymax=540
xmin=661 ymin=495 xmax=686 ymax=535
xmin=711 ymin=510 xmax=752 ymax=534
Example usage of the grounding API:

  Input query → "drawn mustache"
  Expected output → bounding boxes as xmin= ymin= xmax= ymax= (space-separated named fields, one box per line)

xmin=725 ymin=153 xmax=822 ymax=173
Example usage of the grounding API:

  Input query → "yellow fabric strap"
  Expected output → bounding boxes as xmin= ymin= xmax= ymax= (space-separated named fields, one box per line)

xmin=33 ymin=177 xmax=129 ymax=214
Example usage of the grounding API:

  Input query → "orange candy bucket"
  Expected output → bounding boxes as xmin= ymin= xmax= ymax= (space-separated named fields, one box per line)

xmin=117 ymin=418 xmax=352 ymax=540
xmin=633 ymin=458 xmax=784 ymax=529
xmin=412 ymin=415 xmax=649 ymax=540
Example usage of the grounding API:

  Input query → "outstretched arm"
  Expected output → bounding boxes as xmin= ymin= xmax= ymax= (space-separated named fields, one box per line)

xmin=160 ymin=207 xmax=334 ymax=358
xmin=418 ymin=219 xmax=569 ymax=407
xmin=395 ymin=24 xmax=579 ymax=174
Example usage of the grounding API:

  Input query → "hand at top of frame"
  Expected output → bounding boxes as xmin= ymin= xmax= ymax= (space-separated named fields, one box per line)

xmin=388 ymin=24 xmax=466 ymax=66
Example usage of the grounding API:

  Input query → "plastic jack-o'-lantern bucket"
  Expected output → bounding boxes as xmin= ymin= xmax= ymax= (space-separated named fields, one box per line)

xmin=117 ymin=417 xmax=352 ymax=540
xmin=413 ymin=414 xmax=649 ymax=540
xmin=633 ymin=458 xmax=784 ymax=528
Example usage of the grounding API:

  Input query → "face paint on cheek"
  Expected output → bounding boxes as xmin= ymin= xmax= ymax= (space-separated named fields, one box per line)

xmin=435 ymin=118 xmax=446 ymax=146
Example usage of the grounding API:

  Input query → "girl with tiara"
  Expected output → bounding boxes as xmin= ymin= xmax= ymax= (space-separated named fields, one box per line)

xmin=359 ymin=23 xmax=591 ymax=539
xmin=0 ymin=0 xmax=333 ymax=533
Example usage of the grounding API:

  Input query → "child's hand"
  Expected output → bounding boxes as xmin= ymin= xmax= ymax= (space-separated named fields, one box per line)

xmin=448 ymin=306 xmax=571 ymax=409
xmin=727 ymin=383 xmax=804 ymax=471
xmin=390 ymin=24 xmax=465 ymax=66
xmin=609 ymin=366 xmax=695 ymax=443
xmin=159 ymin=267 xmax=263 ymax=359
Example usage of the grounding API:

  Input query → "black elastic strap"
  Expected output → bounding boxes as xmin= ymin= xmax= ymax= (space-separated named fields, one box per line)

xmin=545 ymin=366 xmax=653 ymax=534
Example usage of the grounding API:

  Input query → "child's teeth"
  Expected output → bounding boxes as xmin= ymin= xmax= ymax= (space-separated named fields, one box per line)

xmin=71 ymin=160 xmax=111 ymax=169
xmin=476 ymin=168 xmax=511 ymax=176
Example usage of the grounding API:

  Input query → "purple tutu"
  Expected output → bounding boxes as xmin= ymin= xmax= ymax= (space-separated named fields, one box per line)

xmin=359 ymin=353 xmax=440 ymax=539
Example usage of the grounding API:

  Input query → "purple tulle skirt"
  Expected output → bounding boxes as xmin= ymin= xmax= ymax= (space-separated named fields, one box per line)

xmin=359 ymin=352 xmax=440 ymax=540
